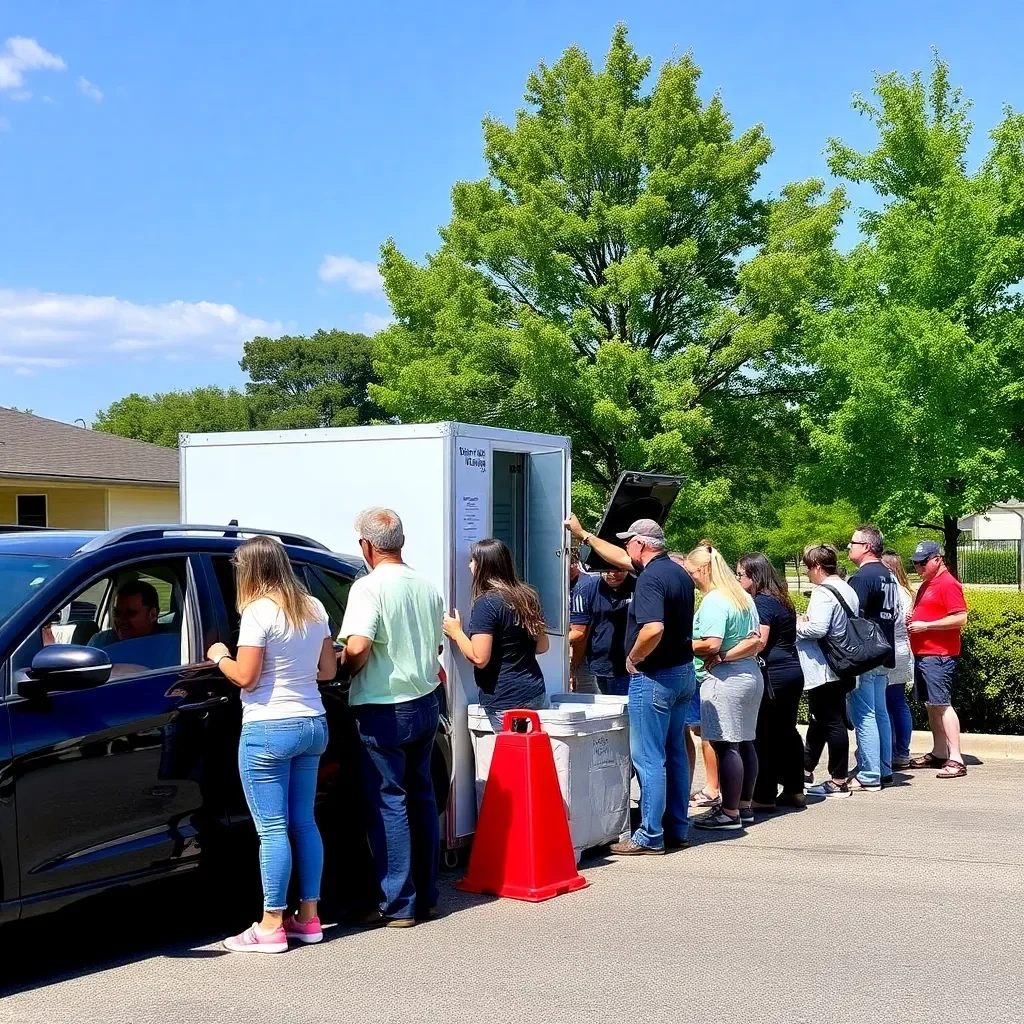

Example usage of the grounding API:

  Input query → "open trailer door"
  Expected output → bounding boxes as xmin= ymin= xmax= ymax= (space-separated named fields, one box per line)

xmin=582 ymin=472 xmax=685 ymax=572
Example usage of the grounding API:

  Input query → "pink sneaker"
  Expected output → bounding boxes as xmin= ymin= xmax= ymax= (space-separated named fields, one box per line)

xmin=283 ymin=915 xmax=323 ymax=944
xmin=223 ymin=922 xmax=288 ymax=954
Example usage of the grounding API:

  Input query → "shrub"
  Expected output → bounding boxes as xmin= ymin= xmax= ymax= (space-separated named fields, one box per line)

xmin=787 ymin=588 xmax=1024 ymax=734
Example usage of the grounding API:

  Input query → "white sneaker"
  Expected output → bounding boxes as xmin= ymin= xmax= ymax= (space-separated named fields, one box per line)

xmin=806 ymin=780 xmax=851 ymax=798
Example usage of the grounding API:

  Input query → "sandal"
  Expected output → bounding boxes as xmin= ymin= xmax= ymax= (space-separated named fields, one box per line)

xmin=909 ymin=752 xmax=948 ymax=770
xmin=936 ymin=760 xmax=967 ymax=779
xmin=690 ymin=788 xmax=721 ymax=808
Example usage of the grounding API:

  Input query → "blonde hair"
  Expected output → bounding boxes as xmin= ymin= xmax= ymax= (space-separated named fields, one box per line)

xmin=687 ymin=543 xmax=753 ymax=613
xmin=232 ymin=535 xmax=319 ymax=632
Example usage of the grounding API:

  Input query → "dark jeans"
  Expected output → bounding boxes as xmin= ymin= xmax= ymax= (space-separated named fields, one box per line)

xmin=353 ymin=689 xmax=440 ymax=920
xmin=753 ymin=676 xmax=805 ymax=803
xmin=804 ymin=679 xmax=850 ymax=781
xmin=596 ymin=674 xmax=631 ymax=697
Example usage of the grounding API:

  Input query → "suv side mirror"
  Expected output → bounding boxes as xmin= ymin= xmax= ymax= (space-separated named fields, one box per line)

xmin=17 ymin=644 xmax=112 ymax=697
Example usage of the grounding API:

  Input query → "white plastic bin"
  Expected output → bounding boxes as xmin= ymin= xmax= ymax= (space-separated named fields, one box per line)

xmin=467 ymin=694 xmax=632 ymax=862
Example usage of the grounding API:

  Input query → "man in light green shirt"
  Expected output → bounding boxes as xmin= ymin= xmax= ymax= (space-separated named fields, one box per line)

xmin=338 ymin=508 xmax=444 ymax=926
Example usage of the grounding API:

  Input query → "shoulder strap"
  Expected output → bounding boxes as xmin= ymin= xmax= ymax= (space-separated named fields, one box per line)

xmin=820 ymin=583 xmax=855 ymax=619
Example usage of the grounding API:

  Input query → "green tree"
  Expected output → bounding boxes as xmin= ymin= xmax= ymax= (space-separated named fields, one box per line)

xmin=241 ymin=330 xmax=384 ymax=429
xmin=802 ymin=55 xmax=1024 ymax=574
xmin=374 ymin=25 xmax=845 ymax=526
xmin=93 ymin=387 xmax=252 ymax=447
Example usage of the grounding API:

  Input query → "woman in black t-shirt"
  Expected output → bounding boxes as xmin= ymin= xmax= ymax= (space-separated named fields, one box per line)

xmin=737 ymin=553 xmax=806 ymax=810
xmin=443 ymin=538 xmax=550 ymax=729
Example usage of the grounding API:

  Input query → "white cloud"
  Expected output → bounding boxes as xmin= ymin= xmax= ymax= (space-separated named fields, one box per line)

xmin=318 ymin=254 xmax=383 ymax=294
xmin=361 ymin=312 xmax=394 ymax=334
xmin=77 ymin=76 xmax=102 ymax=102
xmin=0 ymin=289 xmax=286 ymax=373
xmin=0 ymin=37 xmax=66 ymax=91
xmin=12 ymin=90 xmax=31 ymax=101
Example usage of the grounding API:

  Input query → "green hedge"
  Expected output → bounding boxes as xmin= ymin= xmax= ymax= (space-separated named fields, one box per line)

xmin=957 ymin=548 xmax=1018 ymax=586
xmin=789 ymin=589 xmax=1024 ymax=734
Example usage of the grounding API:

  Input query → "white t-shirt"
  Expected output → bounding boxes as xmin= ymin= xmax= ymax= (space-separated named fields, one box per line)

xmin=237 ymin=596 xmax=331 ymax=722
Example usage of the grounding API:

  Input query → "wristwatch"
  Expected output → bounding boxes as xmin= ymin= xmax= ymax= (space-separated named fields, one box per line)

xmin=213 ymin=652 xmax=228 ymax=666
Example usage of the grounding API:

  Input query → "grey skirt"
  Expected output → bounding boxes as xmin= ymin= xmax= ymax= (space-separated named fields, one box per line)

xmin=700 ymin=659 xmax=764 ymax=742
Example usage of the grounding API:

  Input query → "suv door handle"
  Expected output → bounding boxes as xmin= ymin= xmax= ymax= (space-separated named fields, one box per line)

xmin=178 ymin=696 xmax=230 ymax=713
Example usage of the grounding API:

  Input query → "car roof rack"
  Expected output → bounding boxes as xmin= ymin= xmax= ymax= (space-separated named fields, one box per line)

xmin=76 ymin=524 xmax=331 ymax=554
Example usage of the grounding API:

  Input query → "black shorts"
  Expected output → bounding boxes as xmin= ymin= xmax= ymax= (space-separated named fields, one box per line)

xmin=913 ymin=655 xmax=958 ymax=706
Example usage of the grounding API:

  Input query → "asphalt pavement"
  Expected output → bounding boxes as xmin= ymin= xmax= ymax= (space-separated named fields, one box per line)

xmin=2 ymin=754 xmax=1021 ymax=1024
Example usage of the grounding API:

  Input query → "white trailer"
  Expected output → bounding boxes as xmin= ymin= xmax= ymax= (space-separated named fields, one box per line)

xmin=178 ymin=422 xmax=572 ymax=846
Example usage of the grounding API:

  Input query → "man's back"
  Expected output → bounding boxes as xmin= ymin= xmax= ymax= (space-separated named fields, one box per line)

xmin=340 ymin=562 xmax=444 ymax=706
xmin=849 ymin=560 xmax=898 ymax=667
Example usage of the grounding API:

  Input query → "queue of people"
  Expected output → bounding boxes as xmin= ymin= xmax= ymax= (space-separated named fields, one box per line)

xmin=207 ymin=505 xmax=969 ymax=951
xmin=565 ymin=514 xmax=970 ymax=845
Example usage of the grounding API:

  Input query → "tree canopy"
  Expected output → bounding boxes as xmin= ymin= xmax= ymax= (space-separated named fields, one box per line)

xmin=94 ymin=330 xmax=382 ymax=446
xmin=373 ymin=25 xmax=844 ymax=527
xmin=802 ymin=54 xmax=1024 ymax=570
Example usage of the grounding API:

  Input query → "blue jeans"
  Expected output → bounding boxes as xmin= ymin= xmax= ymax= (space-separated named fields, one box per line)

xmin=354 ymin=690 xmax=440 ymax=920
xmin=238 ymin=715 xmax=329 ymax=912
xmin=628 ymin=664 xmax=697 ymax=849
xmin=848 ymin=669 xmax=892 ymax=786
xmin=886 ymin=681 xmax=914 ymax=761
xmin=596 ymin=674 xmax=631 ymax=697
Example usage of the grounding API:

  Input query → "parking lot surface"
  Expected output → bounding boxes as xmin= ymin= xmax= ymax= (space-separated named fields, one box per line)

xmin=2 ymin=756 xmax=1021 ymax=1024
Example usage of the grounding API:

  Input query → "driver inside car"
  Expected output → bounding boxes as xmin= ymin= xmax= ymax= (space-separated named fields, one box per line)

xmin=89 ymin=581 xmax=161 ymax=647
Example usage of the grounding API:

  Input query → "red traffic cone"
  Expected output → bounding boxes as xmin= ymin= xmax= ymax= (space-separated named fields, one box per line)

xmin=457 ymin=709 xmax=588 ymax=902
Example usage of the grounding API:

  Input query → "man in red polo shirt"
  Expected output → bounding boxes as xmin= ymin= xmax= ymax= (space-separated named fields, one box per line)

xmin=907 ymin=541 xmax=969 ymax=778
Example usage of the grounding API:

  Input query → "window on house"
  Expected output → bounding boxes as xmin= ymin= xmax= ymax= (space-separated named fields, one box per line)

xmin=17 ymin=495 xmax=47 ymax=528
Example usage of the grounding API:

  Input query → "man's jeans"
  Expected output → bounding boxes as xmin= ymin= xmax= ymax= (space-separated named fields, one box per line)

xmin=628 ymin=663 xmax=697 ymax=849
xmin=596 ymin=674 xmax=631 ymax=697
xmin=353 ymin=690 xmax=440 ymax=920
xmin=848 ymin=669 xmax=892 ymax=786
xmin=886 ymin=680 xmax=914 ymax=762
xmin=238 ymin=715 xmax=329 ymax=912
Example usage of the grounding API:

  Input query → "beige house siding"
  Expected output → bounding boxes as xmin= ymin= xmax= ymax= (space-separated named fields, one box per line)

xmin=0 ymin=483 xmax=108 ymax=529
xmin=0 ymin=478 xmax=179 ymax=530
xmin=106 ymin=486 xmax=180 ymax=529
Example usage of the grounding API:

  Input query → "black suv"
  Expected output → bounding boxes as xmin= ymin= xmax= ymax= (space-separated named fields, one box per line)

xmin=0 ymin=525 xmax=453 ymax=926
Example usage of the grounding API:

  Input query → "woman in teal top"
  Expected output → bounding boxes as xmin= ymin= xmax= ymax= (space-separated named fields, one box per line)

xmin=687 ymin=544 xmax=764 ymax=830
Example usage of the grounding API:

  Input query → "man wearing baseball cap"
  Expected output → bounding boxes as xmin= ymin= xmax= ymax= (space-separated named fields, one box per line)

xmin=907 ymin=540 xmax=969 ymax=778
xmin=565 ymin=513 xmax=696 ymax=854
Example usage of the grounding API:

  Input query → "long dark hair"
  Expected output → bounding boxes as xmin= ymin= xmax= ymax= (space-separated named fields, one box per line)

xmin=737 ymin=552 xmax=794 ymax=613
xmin=470 ymin=538 xmax=547 ymax=639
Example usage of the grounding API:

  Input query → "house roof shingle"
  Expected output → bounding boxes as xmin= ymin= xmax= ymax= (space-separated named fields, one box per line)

xmin=0 ymin=408 xmax=178 ymax=486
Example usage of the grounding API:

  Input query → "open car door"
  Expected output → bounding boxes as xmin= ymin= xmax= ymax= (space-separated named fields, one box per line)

xmin=582 ymin=472 xmax=684 ymax=572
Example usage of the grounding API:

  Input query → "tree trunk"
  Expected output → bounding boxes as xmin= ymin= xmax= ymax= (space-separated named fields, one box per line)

xmin=943 ymin=514 xmax=961 ymax=578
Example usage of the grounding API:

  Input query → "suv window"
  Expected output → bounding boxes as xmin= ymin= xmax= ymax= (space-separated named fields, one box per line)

xmin=303 ymin=567 xmax=351 ymax=636
xmin=12 ymin=559 xmax=190 ymax=681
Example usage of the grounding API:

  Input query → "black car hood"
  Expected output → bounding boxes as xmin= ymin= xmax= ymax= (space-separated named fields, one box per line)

xmin=582 ymin=472 xmax=684 ymax=572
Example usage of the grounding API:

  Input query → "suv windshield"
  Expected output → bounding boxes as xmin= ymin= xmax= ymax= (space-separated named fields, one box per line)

xmin=0 ymin=554 xmax=68 ymax=626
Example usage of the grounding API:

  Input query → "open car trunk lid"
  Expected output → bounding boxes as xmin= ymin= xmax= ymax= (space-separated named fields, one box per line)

xmin=581 ymin=472 xmax=685 ymax=572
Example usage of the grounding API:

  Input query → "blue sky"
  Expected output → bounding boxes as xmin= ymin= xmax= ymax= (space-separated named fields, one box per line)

xmin=2 ymin=0 xmax=1023 ymax=424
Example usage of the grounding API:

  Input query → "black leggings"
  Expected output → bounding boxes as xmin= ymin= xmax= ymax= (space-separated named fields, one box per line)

xmin=753 ymin=675 xmax=805 ymax=803
xmin=711 ymin=740 xmax=758 ymax=810
xmin=804 ymin=678 xmax=850 ymax=781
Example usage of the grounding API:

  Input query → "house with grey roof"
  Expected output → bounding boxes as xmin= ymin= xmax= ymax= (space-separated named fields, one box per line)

xmin=0 ymin=408 xmax=179 ymax=530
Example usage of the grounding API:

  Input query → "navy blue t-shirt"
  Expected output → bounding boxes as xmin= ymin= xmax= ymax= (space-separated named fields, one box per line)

xmin=753 ymin=592 xmax=803 ymax=688
xmin=849 ymin=560 xmax=898 ymax=669
xmin=467 ymin=591 xmax=546 ymax=711
xmin=626 ymin=553 xmax=695 ymax=672
xmin=574 ymin=572 xmax=635 ymax=678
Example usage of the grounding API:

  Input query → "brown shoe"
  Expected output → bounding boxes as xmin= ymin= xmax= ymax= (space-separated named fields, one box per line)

xmin=355 ymin=909 xmax=416 ymax=929
xmin=776 ymin=792 xmax=807 ymax=808
xmin=610 ymin=839 xmax=664 ymax=856
xmin=665 ymin=836 xmax=691 ymax=850
xmin=385 ymin=917 xmax=417 ymax=929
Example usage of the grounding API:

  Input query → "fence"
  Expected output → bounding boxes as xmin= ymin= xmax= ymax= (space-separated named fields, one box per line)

xmin=958 ymin=539 xmax=1021 ymax=586
xmin=783 ymin=539 xmax=1022 ymax=589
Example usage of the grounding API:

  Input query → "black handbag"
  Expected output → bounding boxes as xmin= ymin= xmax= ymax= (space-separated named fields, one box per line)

xmin=817 ymin=584 xmax=893 ymax=676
